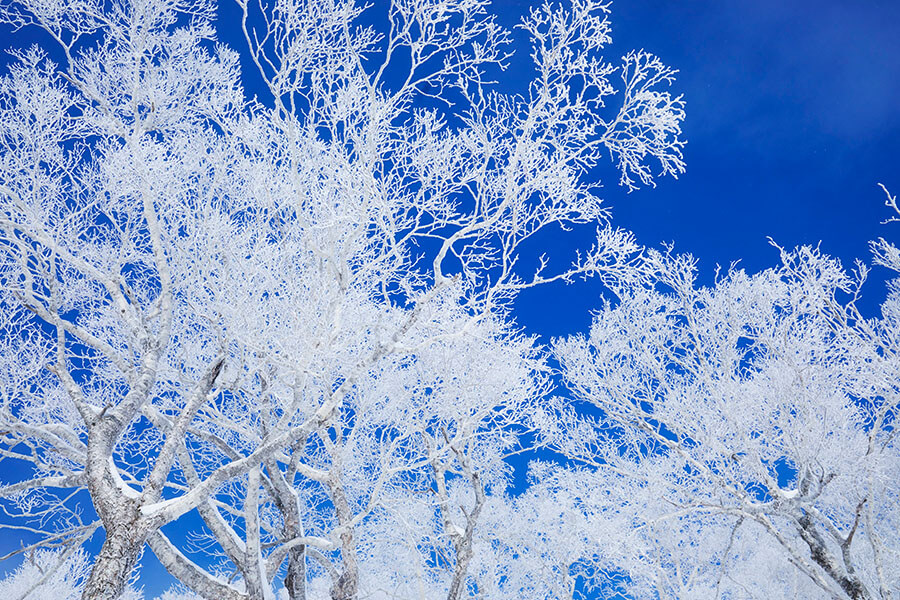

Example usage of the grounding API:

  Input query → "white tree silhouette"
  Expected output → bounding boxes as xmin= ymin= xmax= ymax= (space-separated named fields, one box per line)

xmin=0 ymin=0 xmax=685 ymax=597
xmin=554 ymin=237 xmax=900 ymax=600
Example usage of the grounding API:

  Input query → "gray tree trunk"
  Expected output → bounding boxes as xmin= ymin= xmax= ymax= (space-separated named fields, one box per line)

xmin=82 ymin=519 xmax=145 ymax=599
xmin=284 ymin=545 xmax=307 ymax=600
xmin=81 ymin=418 xmax=149 ymax=600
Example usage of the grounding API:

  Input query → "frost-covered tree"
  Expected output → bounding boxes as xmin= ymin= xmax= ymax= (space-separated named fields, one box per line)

xmin=149 ymin=305 xmax=551 ymax=600
xmin=553 ymin=234 xmax=900 ymax=599
xmin=0 ymin=0 xmax=685 ymax=597
xmin=0 ymin=548 xmax=142 ymax=600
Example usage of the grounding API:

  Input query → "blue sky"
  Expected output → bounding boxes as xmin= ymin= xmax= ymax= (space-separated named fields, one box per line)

xmin=513 ymin=0 xmax=900 ymax=337
xmin=2 ymin=0 xmax=899 ymax=596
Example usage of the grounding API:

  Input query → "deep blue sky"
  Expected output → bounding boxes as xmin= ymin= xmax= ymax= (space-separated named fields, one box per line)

xmin=513 ymin=0 xmax=900 ymax=338
xmin=2 ymin=0 xmax=900 ymax=596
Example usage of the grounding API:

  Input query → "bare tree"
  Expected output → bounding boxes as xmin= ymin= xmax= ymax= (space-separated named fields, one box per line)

xmin=0 ymin=0 xmax=685 ymax=597
xmin=553 ymin=239 xmax=900 ymax=599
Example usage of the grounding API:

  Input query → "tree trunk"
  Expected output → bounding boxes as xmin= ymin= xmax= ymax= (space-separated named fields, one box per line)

xmin=330 ymin=562 xmax=358 ymax=600
xmin=284 ymin=545 xmax=307 ymax=600
xmin=328 ymin=494 xmax=359 ymax=600
xmin=83 ymin=423 xmax=149 ymax=600
xmin=796 ymin=514 xmax=872 ymax=600
xmin=263 ymin=457 xmax=308 ymax=600
xmin=327 ymin=461 xmax=358 ymax=600
xmin=82 ymin=520 xmax=145 ymax=600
